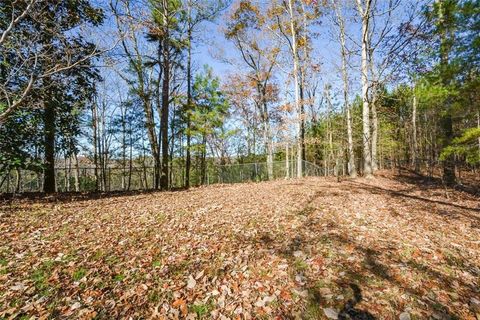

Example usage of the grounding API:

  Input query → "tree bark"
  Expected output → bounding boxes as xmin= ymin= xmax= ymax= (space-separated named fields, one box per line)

xmin=285 ymin=142 xmax=290 ymax=179
xmin=287 ymin=0 xmax=303 ymax=178
xmin=477 ymin=111 xmax=480 ymax=159
xmin=371 ymin=86 xmax=379 ymax=172
xmin=43 ymin=95 xmax=56 ymax=193
xmin=185 ymin=23 xmax=192 ymax=189
xmin=160 ymin=34 xmax=170 ymax=190
xmin=74 ymin=153 xmax=80 ymax=192
xmin=333 ymin=0 xmax=357 ymax=178
xmin=437 ymin=0 xmax=455 ymax=185
xmin=356 ymin=0 xmax=373 ymax=178
xmin=92 ymin=100 xmax=99 ymax=191
xmin=412 ymin=91 xmax=419 ymax=172
xmin=257 ymin=84 xmax=274 ymax=180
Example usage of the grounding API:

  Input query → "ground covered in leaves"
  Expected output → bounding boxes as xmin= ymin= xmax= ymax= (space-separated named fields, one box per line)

xmin=1 ymin=171 xmax=479 ymax=320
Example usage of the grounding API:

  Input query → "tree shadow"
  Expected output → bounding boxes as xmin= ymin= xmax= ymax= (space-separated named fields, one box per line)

xmin=338 ymin=284 xmax=376 ymax=320
xmin=384 ymin=168 xmax=480 ymax=197
xmin=236 ymin=184 xmax=476 ymax=319
xmin=349 ymin=181 xmax=480 ymax=223
xmin=0 ymin=187 xmax=191 ymax=205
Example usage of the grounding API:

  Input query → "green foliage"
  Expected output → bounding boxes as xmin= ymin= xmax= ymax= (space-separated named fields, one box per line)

xmin=0 ymin=0 xmax=103 ymax=175
xmin=148 ymin=0 xmax=185 ymax=50
xmin=189 ymin=65 xmax=230 ymax=150
xmin=441 ymin=127 xmax=480 ymax=164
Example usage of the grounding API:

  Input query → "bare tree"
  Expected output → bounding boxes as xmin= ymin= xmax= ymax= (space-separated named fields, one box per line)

xmin=330 ymin=0 xmax=357 ymax=178
xmin=269 ymin=0 xmax=305 ymax=178
xmin=225 ymin=1 xmax=280 ymax=180
xmin=355 ymin=0 xmax=374 ymax=177
xmin=111 ymin=0 xmax=161 ymax=188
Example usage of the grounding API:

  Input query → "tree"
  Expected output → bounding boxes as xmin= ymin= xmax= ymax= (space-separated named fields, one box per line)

xmin=426 ymin=0 xmax=480 ymax=184
xmin=330 ymin=0 xmax=357 ymax=177
xmin=355 ymin=0 xmax=374 ymax=178
xmin=0 ymin=0 xmax=104 ymax=124
xmin=225 ymin=0 xmax=280 ymax=180
xmin=0 ymin=1 xmax=104 ymax=193
xmin=111 ymin=0 xmax=161 ymax=189
xmin=184 ymin=0 xmax=229 ymax=188
xmin=150 ymin=0 xmax=185 ymax=190
xmin=190 ymin=66 xmax=229 ymax=184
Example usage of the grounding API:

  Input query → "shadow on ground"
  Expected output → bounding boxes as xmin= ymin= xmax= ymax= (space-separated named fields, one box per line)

xmin=238 ymin=176 xmax=478 ymax=319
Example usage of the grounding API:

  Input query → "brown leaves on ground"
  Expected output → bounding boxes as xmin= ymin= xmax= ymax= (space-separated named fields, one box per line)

xmin=0 ymin=171 xmax=479 ymax=319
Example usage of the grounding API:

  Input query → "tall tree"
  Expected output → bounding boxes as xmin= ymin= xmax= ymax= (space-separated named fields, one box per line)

xmin=184 ymin=0 xmax=229 ymax=188
xmin=190 ymin=66 xmax=229 ymax=184
xmin=0 ymin=1 xmax=104 ymax=192
xmin=225 ymin=0 xmax=280 ymax=180
xmin=330 ymin=0 xmax=357 ymax=177
xmin=355 ymin=0 xmax=374 ymax=177
xmin=150 ymin=0 xmax=184 ymax=190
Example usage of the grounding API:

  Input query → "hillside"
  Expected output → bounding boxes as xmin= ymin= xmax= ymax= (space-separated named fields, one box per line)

xmin=1 ymin=172 xmax=479 ymax=319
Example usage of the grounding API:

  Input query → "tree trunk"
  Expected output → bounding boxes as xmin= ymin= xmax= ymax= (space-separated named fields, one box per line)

xmin=300 ymin=1 xmax=309 ymax=164
xmin=299 ymin=80 xmax=306 ymax=164
xmin=74 ymin=153 xmax=80 ymax=192
xmin=285 ymin=143 xmax=290 ymax=179
xmin=325 ymin=84 xmax=334 ymax=170
xmin=412 ymin=92 xmax=419 ymax=172
xmin=160 ymin=36 xmax=170 ymax=190
xmin=44 ymin=97 xmax=56 ymax=193
xmin=92 ymin=101 xmax=99 ymax=191
xmin=334 ymin=0 xmax=357 ymax=178
xmin=477 ymin=111 xmax=480 ymax=159
xmin=371 ymin=88 xmax=379 ymax=172
xmin=258 ymin=84 xmax=274 ymax=180
xmin=287 ymin=0 xmax=303 ymax=178
xmin=437 ymin=0 xmax=455 ymax=185
xmin=186 ymin=7 xmax=193 ymax=189
xmin=121 ymin=107 xmax=127 ymax=191
xmin=358 ymin=0 xmax=373 ymax=178
xmin=15 ymin=168 xmax=21 ymax=194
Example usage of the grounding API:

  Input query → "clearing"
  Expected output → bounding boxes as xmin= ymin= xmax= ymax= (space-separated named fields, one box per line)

xmin=0 ymin=172 xmax=479 ymax=319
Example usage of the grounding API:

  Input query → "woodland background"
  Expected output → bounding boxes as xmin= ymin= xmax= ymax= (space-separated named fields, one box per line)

xmin=0 ymin=0 xmax=479 ymax=193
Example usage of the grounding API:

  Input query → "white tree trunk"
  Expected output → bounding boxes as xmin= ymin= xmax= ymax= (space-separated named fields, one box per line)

xmin=357 ymin=0 xmax=373 ymax=177
xmin=288 ymin=0 xmax=303 ymax=178
xmin=332 ymin=0 xmax=357 ymax=178
xmin=74 ymin=154 xmax=80 ymax=192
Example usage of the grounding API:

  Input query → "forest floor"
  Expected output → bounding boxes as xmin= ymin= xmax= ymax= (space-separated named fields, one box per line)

xmin=0 ymin=170 xmax=479 ymax=320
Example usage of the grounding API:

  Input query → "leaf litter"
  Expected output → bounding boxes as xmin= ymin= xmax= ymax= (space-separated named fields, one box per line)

xmin=0 ymin=171 xmax=479 ymax=319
